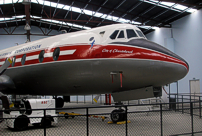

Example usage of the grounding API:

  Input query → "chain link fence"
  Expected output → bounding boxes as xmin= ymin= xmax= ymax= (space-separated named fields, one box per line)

xmin=1 ymin=101 xmax=202 ymax=136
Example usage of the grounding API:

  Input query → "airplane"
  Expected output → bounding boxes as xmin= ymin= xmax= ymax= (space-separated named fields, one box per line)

xmin=0 ymin=23 xmax=188 ymax=123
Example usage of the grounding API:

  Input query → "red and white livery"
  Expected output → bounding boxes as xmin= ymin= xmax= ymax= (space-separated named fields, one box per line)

xmin=0 ymin=24 xmax=188 ymax=102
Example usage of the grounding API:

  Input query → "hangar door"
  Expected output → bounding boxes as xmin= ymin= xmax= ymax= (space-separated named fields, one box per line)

xmin=189 ymin=79 xmax=200 ymax=94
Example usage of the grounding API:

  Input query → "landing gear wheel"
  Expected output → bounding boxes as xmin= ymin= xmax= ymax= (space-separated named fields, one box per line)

xmin=64 ymin=113 xmax=69 ymax=119
xmin=14 ymin=116 xmax=29 ymax=131
xmin=55 ymin=97 xmax=64 ymax=108
xmin=41 ymin=118 xmax=52 ymax=128
xmin=64 ymin=113 xmax=75 ymax=119
xmin=33 ymin=123 xmax=40 ymax=127
xmin=14 ymin=101 xmax=20 ymax=108
xmin=110 ymin=109 xmax=125 ymax=123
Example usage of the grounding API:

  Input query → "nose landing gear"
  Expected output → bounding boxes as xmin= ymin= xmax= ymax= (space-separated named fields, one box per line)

xmin=110 ymin=102 xmax=127 ymax=123
xmin=110 ymin=109 xmax=126 ymax=123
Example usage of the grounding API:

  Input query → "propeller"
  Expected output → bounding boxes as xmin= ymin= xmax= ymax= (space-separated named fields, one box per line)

xmin=93 ymin=94 xmax=101 ymax=103
xmin=0 ymin=58 xmax=12 ymax=75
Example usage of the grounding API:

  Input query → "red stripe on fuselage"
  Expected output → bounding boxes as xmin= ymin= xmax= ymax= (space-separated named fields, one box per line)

xmin=0 ymin=44 xmax=188 ymax=71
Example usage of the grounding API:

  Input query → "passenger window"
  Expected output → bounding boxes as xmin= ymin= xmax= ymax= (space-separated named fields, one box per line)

xmin=110 ymin=30 xmax=119 ymax=39
xmin=12 ymin=56 xmax=16 ymax=67
xmin=53 ymin=47 xmax=60 ymax=61
xmin=21 ymin=54 xmax=26 ymax=65
xmin=136 ymin=30 xmax=145 ymax=38
xmin=126 ymin=29 xmax=138 ymax=39
xmin=39 ymin=50 xmax=45 ymax=63
xmin=118 ymin=31 xmax=125 ymax=38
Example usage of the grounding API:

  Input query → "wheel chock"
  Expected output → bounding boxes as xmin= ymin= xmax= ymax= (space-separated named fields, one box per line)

xmin=108 ymin=121 xmax=114 ymax=124
xmin=108 ymin=120 xmax=131 ymax=124
xmin=59 ymin=112 xmax=107 ymax=121
xmin=117 ymin=120 xmax=131 ymax=125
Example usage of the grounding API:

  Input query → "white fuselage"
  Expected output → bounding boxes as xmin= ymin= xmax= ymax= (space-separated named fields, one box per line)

xmin=0 ymin=24 xmax=188 ymax=99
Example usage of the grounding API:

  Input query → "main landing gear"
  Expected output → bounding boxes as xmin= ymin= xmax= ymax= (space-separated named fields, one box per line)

xmin=110 ymin=102 xmax=127 ymax=123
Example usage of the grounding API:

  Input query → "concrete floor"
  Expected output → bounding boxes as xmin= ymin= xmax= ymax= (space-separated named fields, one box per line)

xmin=0 ymin=103 xmax=202 ymax=135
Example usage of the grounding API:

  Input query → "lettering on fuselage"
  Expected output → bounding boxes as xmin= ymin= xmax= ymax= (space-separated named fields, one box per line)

xmin=102 ymin=48 xmax=133 ymax=54
xmin=0 ymin=44 xmax=41 ymax=57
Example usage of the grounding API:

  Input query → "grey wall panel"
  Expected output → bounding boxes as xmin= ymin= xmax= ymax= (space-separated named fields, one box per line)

xmin=146 ymin=9 xmax=202 ymax=94
xmin=0 ymin=26 xmax=62 ymax=50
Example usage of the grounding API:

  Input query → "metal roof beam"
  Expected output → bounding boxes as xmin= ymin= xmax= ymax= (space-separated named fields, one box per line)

xmin=12 ymin=0 xmax=18 ymax=26
xmin=97 ymin=0 xmax=126 ymax=26
xmin=38 ymin=1 xmax=49 ymax=18
xmin=81 ymin=0 xmax=108 ymax=29
xmin=161 ymin=7 xmax=190 ymax=24
xmin=58 ymin=1 xmax=74 ymax=31
xmin=119 ymin=1 xmax=143 ymax=19
xmin=143 ymin=3 xmax=178 ymax=25
xmin=156 ymin=0 xmax=202 ymax=8
xmin=132 ymin=2 xmax=160 ymax=22
xmin=68 ymin=0 xmax=91 ymax=32
xmin=49 ymin=0 xmax=60 ymax=29
xmin=143 ymin=7 xmax=189 ymax=33
xmin=0 ymin=7 xmax=8 ymax=28
xmin=38 ymin=0 xmax=45 ymax=27
xmin=25 ymin=4 xmax=31 ymax=41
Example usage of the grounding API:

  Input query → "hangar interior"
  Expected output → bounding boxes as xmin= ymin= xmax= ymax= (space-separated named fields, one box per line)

xmin=0 ymin=0 xmax=201 ymax=103
xmin=0 ymin=0 xmax=202 ymax=135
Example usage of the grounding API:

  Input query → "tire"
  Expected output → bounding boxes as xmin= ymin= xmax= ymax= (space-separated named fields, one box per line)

xmin=55 ymin=97 xmax=64 ymax=108
xmin=64 ymin=113 xmax=69 ymax=119
xmin=41 ymin=118 xmax=52 ymax=128
xmin=14 ymin=116 xmax=29 ymax=131
xmin=33 ymin=123 xmax=40 ymax=127
xmin=64 ymin=113 xmax=75 ymax=119
xmin=110 ymin=109 xmax=125 ymax=123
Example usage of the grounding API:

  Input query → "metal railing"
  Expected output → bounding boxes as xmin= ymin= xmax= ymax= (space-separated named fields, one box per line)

xmin=1 ymin=100 xmax=202 ymax=136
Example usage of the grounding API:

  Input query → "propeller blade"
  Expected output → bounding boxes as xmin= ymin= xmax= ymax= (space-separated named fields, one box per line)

xmin=0 ymin=58 xmax=12 ymax=75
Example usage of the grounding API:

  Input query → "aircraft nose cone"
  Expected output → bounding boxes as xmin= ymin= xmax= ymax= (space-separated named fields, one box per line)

xmin=127 ymin=39 xmax=189 ymax=80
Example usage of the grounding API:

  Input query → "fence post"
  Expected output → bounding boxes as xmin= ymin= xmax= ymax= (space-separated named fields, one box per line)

xmin=190 ymin=102 xmax=194 ymax=135
xmin=160 ymin=104 xmax=163 ymax=136
xmin=200 ymin=96 xmax=201 ymax=118
xmin=86 ymin=108 xmax=89 ymax=136
xmin=125 ymin=106 xmax=128 ymax=136
xmin=182 ymin=95 xmax=184 ymax=114
xmin=175 ymin=95 xmax=176 ymax=112
xmin=44 ymin=109 xmax=46 ymax=136
xmin=100 ymin=95 xmax=102 ymax=104
xmin=190 ymin=95 xmax=191 ymax=104
xmin=92 ymin=95 xmax=93 ymax=104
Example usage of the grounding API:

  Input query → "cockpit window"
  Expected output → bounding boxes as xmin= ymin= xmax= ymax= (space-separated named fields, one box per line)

xmin=117 ymin=30 xmax=125 ymax=38
xmin=110 ymin=30 xmax=119 ymax=39
xmin=126 ymin=29 xmax=138 ymax=39
xmin=136 ymin=30 xmax=145 ymax=38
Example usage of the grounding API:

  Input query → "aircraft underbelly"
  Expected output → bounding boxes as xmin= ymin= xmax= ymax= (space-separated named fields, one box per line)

xmin=2 ymin=58 xmax=187 ymax=95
